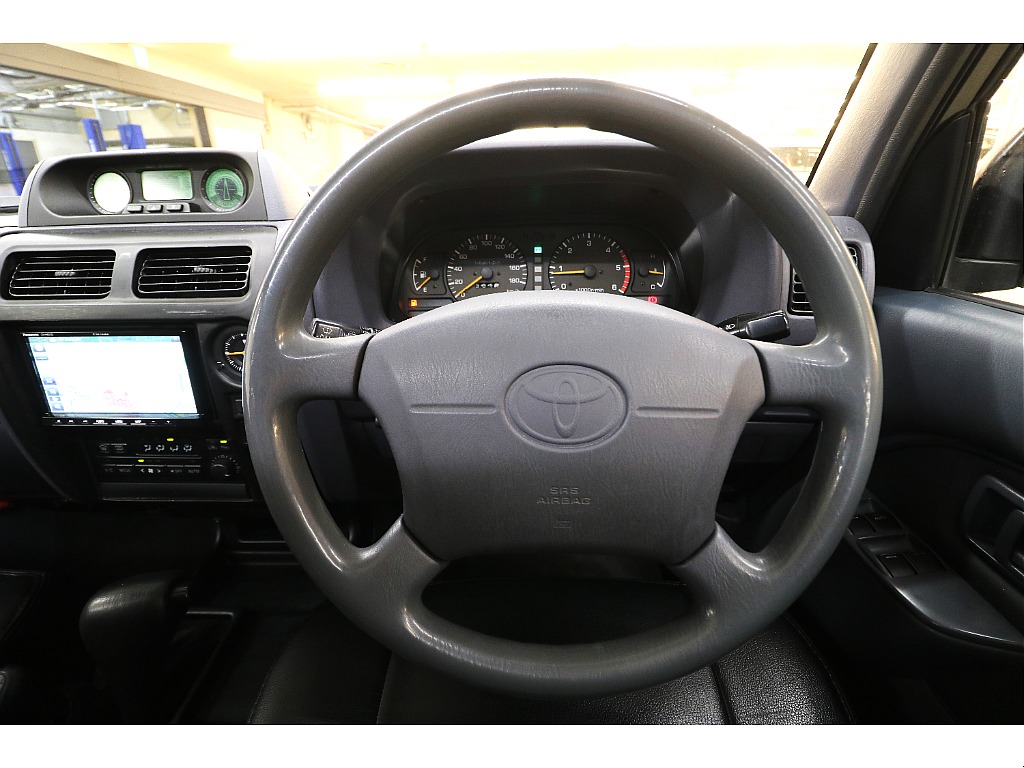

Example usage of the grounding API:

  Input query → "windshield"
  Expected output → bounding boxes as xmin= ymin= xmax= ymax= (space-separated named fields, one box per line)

xmin=0 ymin=43 xmax=868 ymax=195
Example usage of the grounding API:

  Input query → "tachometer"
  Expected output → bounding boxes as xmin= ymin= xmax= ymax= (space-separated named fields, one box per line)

xmin=548 ymin=232 xmax=630 ymax=294
xmin=445 ymin=234 xmax=528 ymax=301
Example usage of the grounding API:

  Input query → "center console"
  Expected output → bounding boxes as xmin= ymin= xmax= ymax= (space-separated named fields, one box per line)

xmin=0 ymin=148 xmax=312 ymax=510
xmin=5 ymin=321 xmax=255 ymax=504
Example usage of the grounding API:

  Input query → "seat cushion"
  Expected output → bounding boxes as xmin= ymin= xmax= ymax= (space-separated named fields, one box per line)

xmin=249 ymin=579 xmax=852 ymax=724
xmin=376 ymin=618 xmax=851 ymax=724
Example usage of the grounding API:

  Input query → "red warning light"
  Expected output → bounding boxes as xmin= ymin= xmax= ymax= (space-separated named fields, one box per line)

xmin=647 ymin=296 xmax=660 ymax=304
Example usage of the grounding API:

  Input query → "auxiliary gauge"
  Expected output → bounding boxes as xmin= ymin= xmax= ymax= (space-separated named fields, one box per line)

xmin=221 ymin=331 xmax=247 ymax=374
xmin=203 ymin=168 xmax=246 ymax=211
xmin=90 ymin=171 xmax=132 ymax=214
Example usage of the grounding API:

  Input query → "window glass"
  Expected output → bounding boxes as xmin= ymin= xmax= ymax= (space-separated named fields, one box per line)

xmin=0 ymin=45 xmax=867 ymax=197
xmin=946 ymin=56 xmax=1024 ymax=306
xmin=0 ymin=66 xmax=205 ymax=197
xmin=212 ymin=43 xmax=867 ymax=184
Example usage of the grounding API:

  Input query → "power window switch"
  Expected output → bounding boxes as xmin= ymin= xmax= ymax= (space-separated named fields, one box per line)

xmin=867 ymin=513 xmax=903 ymax=534
xmin=906 ymin=551 xmax=944 ymax=575
xmin=878 ymin=553 xmax=915 ymax=579
xmin=848 ymin=516 xmax=875 ymax=537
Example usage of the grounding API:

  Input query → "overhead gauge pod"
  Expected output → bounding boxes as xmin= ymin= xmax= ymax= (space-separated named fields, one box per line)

xmin=203 ymin=167 xmax=246 ymax=212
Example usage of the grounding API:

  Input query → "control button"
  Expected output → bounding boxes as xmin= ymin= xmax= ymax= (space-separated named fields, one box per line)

xmin=907 ymin=551 xmax=944 ymax=575
xmin=310 ymin=320 xmax=344 ymax=338
xmin=848 ymin=516 xmax=875 ymax=537
xmin=138 ymin=465 xmax=164 ymax=477
xmin=97 ymin=443 xmax=111 ymax=454
xmin=112 ymin=443 xmax=127 ymax=455
xmin=185 ymin=467 xmax=202 ymax=476
xmin=101 ymin=464 xmax=118 ymax=476
xmin=165 ymin=203 xmax=184 ymax=213
xmin=232 ymin=398 xmax=244 ymax=418
xmin=115 ymin=465 xmax=134 ymax=476
xmin=878 ymin=553 xmax=915 ymax=579
xmin=166 ymin=465 xmax=185 ymax=477
xmin=867 ymin=513 xmax=903 ymax=534
xmin=126 ymin=204 xmax=143 ymax=213
xmin=146 ymin=204 xmax=163 ymax=213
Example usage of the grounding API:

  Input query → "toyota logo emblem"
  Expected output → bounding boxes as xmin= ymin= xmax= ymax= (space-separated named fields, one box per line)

xmin=506 ymin=365 xmax=626 ymax=446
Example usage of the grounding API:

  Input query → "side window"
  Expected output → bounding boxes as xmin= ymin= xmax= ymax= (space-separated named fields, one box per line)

xmin=943 ymin=56 xmax=1024 ymax=305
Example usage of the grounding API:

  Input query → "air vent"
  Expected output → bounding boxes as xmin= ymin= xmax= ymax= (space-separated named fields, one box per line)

xmin=2 ymin=250 xmax=115 ymax=299
xmin=134 ymin=246 xmax=252 ymax=298
xmin=789 ymin=244 xmax=860 ymax=316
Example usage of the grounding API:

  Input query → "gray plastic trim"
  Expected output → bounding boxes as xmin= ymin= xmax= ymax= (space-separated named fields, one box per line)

xmin=0 ymin=224 xmax=282 ymax=322
xmin=785 ymin=216 xmax=877 ymax=345
xmin=873 ymin=286 xmax=1024 ymax=464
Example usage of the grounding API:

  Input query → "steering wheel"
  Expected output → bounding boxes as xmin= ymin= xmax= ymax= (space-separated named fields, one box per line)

xmin=244 ymin=79 xmax=881 ymax=698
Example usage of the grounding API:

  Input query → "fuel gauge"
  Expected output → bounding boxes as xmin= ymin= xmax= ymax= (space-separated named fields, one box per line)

xmin=411 ymin=255 xmax=447 ymax=295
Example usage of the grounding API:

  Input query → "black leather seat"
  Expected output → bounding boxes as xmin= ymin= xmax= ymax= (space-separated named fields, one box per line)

xmin=249 ymin=579 xmax=852 ymax=725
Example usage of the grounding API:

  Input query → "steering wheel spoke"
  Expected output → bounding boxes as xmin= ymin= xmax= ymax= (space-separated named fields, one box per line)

xmin=750 ymin=336 xmax=869 ymax=416
xmin=253 ymin=330 xmax=369 ymax=405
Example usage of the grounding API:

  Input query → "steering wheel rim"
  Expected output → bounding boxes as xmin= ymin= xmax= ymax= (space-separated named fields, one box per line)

xmin=244 ymin=79 xmax=882 ymax=698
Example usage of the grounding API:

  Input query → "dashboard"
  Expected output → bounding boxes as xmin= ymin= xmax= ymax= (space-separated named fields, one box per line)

xmin=0 ymin=137 xmax=874 ymax=515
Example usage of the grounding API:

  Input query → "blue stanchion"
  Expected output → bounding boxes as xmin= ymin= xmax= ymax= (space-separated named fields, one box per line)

xmin=0 ymin=131 xmax=27 ymax=195
xmin=118 ymin=124 xmax=146 ymax=150
xmin=82 ymin=118 xmax=108 ymax=152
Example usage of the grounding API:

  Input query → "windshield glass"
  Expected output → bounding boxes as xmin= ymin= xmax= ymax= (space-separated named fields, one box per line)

xmin=0 ymin=43 xmax=868 ymax=195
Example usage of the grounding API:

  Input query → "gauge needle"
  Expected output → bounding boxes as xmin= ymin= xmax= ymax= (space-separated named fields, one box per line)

xmin=454 ymin=274 xmax=484 ymax=298
xmin=416 ymin=276 xmax=432 ymax=290
xmin=550 ymin=270 xmax=586 ymax=275
xmin=225 ymin=351 xmax=245 ymax=356
xmin=649 ymin=269 xmax=664 ymax=275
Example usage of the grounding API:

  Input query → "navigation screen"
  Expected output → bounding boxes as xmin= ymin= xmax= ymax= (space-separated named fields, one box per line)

xmin=25 ymin=334 xmax=200 ymax=419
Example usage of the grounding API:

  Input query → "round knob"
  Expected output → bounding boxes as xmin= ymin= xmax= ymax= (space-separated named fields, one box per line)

xmin=208 ymin=455 xmax=238 ymax=479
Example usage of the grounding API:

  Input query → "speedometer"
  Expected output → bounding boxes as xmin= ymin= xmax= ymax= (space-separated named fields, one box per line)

xmin=445 ymin=234 xmax=528 ymax=301
xmin=548 ymin=232 xmax=631 ymax=294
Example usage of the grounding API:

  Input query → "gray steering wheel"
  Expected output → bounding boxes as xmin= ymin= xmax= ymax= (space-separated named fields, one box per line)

xmin=244 ymin=79 xmax=881 ymax=698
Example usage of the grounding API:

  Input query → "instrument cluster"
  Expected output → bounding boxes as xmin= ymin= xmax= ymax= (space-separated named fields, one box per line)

xmin=394 ymin=224 xmax=681 ymax=318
